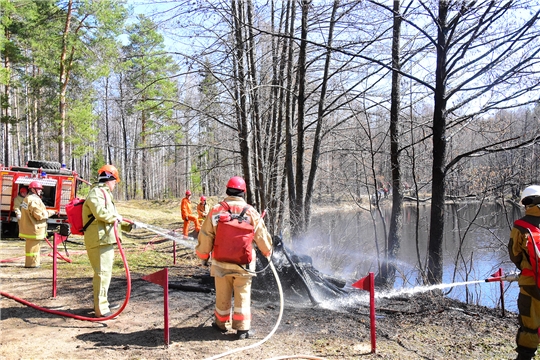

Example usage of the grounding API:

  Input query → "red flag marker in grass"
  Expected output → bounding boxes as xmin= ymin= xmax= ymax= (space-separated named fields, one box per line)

xmin=352 ymin=272 xmax=375 ymax=353
xmin=142 ymin=268 xmax=169 ymax=346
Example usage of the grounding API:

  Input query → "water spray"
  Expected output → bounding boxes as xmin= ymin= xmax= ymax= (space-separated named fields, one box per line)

xmin=134 ymin=221 xmax=196 ymax=248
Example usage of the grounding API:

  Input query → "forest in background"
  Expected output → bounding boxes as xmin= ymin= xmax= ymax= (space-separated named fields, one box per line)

xmin=2 ymin=0 xmax=540 ymax=286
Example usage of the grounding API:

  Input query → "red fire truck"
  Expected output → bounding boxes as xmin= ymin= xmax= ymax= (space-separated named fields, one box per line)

xmin=0 ymin=160 xmax=87 ymax=237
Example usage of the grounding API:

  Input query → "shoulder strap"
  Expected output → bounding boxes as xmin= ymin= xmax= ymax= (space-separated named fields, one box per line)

xmin=220 ymin=201 xmax=231 ymax=213
xmin=239 ymin=205 xmax=250 ymax=218
xmin=515 ymin=219 xmax=540 ymax=234
xmin=82 ymin=188 xmax=108 ymax=231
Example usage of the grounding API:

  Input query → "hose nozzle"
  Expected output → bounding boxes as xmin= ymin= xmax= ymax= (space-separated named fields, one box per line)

xmin=133 ymin=221 xmax=147 ymax=229
xmin=485 ymin=273 xmax=519 ymax=282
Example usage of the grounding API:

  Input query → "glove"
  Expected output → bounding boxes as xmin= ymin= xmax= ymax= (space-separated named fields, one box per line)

xmin=117 ymin=215 xmax=123 ymax=223
xmin=120 ymin=222 xmax=133 ymax=233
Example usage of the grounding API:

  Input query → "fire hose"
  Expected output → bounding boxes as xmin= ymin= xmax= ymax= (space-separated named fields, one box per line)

xmin=0 ymin=222 xmax=131 ymax=322
xmin=484 ymin=273 xmax=519 ymax=282
xmin=1 ymin=214 xmax=323 ymax=358
xmin=136 ymin=216 xmax=320 ymax=359
xmin=204 ymin=259 xmax=326 ymax=360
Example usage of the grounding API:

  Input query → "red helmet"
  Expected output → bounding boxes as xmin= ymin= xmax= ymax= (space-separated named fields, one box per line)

xmin=226 ymin=176 xmax=246 ymax=192
xmin=28 ymin=181 xmax=43 ymax=190
xmin=186 ymin=190 xmax=192 ymax=196
xmin=98 ymin=164 xmax=120 ymax=183
xmin=200 ymin=196 xmax=206 ymax=202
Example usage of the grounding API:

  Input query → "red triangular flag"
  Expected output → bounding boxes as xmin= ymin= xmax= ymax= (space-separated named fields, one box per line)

xmin=352 ymin=274 xmax=371 ymax=291
xmin=142 ymin=268 xmax=169 ymax=288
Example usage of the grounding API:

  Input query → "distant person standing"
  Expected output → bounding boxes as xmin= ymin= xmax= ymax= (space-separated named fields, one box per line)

xmin=19 ymin=181 xmax=55 ymax=268
xmin=181 ymin=190 xmax=200 ymax=237
xmin=197 ymin=196 xmax=208 ymax=224
xmin=508 ymin=185 xmax=540 ymax=360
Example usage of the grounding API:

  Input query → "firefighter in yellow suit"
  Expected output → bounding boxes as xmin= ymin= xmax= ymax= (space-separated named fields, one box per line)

xmin=83 ymin=165 xmax=132 ymax=318
xmin=19 ymin=181 xmax=55 ymax=268
xmin=196 ymin=176 xmax=273 ymax=340
xmin=509 ymin=185 xmax=540 ymax=360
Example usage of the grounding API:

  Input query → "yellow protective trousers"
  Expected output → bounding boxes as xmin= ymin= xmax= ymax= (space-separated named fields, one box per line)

xmin=24 ymin=238 xmax=41 ymax=268
xmin=214 ymin=275 xmax=252 ymax=331
xmin=516 ymin=285 xmax=540 ymax=357
xmin=86 ymin=244 xmax=115 ymax=317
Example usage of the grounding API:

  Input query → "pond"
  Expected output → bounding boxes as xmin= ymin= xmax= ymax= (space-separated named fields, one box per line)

xmin=287 ymin=201 xmax=523 ymax=312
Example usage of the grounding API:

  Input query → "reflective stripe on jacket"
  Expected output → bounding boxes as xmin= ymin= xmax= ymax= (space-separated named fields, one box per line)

xmin=19 ymin=193 xmax=50 ymax=240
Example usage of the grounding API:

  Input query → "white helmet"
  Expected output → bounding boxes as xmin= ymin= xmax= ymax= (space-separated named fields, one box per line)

xmin=521 ymin=185 xmax=540 ymax=204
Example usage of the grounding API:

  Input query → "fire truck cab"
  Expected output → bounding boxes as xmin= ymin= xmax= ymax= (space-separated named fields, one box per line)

xmin=0 ymin=160 xmax=85 ymax=238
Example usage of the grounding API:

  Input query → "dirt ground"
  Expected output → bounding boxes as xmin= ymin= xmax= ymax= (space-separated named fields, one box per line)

xmin=0 ymin=200 xmax=528 ymax=359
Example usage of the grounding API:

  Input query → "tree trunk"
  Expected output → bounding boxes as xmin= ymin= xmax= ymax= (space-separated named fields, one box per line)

xmin=284 ymin=0 xmax=297 ymax=236
xmin=142 ymin=109 xmax=148 ymax=199
xmin=58 ymin=0 xmax=74 ymax=165
xmin=119 ymin=73 xmax=129 ymax=199
xmin=3 ymin=26 xmax=11 ymax=166
xmin=232 ymin=0 xmax=254 ymax=203
xmin=427 ymin=1 xmax=449 ymax=285
xmin=105 ymin=77 xmax=112 ymax=164
xmin=305 ymin=0 xmax=338 ymax=230
xmin=380 ymin=0 xmax=403 ymax=288
xmin=246 ymin=0 xmax=265 ymax=209
xmin=292 ymin=0 xmax=309 ymax=237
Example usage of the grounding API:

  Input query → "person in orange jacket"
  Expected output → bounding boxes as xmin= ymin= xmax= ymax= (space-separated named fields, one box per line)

xmin=181 ymin=190 xmax=200 ymax=237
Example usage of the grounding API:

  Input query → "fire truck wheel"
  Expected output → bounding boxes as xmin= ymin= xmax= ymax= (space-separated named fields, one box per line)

xmin=27 ymin=160 xmax=61 ymax=170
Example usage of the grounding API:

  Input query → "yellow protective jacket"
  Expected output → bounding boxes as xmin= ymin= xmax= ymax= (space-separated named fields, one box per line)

xmin=82 ymin=183 xmax=124 ymax=249
xmin=19 ymin=193 xmax=51 ymax=240
xmin=196 ymin=196 xmax=273 ymax=275
xmin=509 ymin=204 xmax=540 ymax=287
xmin=13 ymin=194 xmax=25 ymax=218
xmin=181 ymin=197 xmax=193 ymax=220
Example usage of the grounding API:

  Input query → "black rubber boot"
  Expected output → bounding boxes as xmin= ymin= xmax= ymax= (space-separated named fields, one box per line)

xmin=515 ymin=345 xmax=536 ymax=360
xmin=236 ymin=329 xmax=255 ymax=340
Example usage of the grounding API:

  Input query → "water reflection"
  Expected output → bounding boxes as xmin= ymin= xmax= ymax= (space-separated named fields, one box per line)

xmin=290 ymin=201 xmax=523 ymax=312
